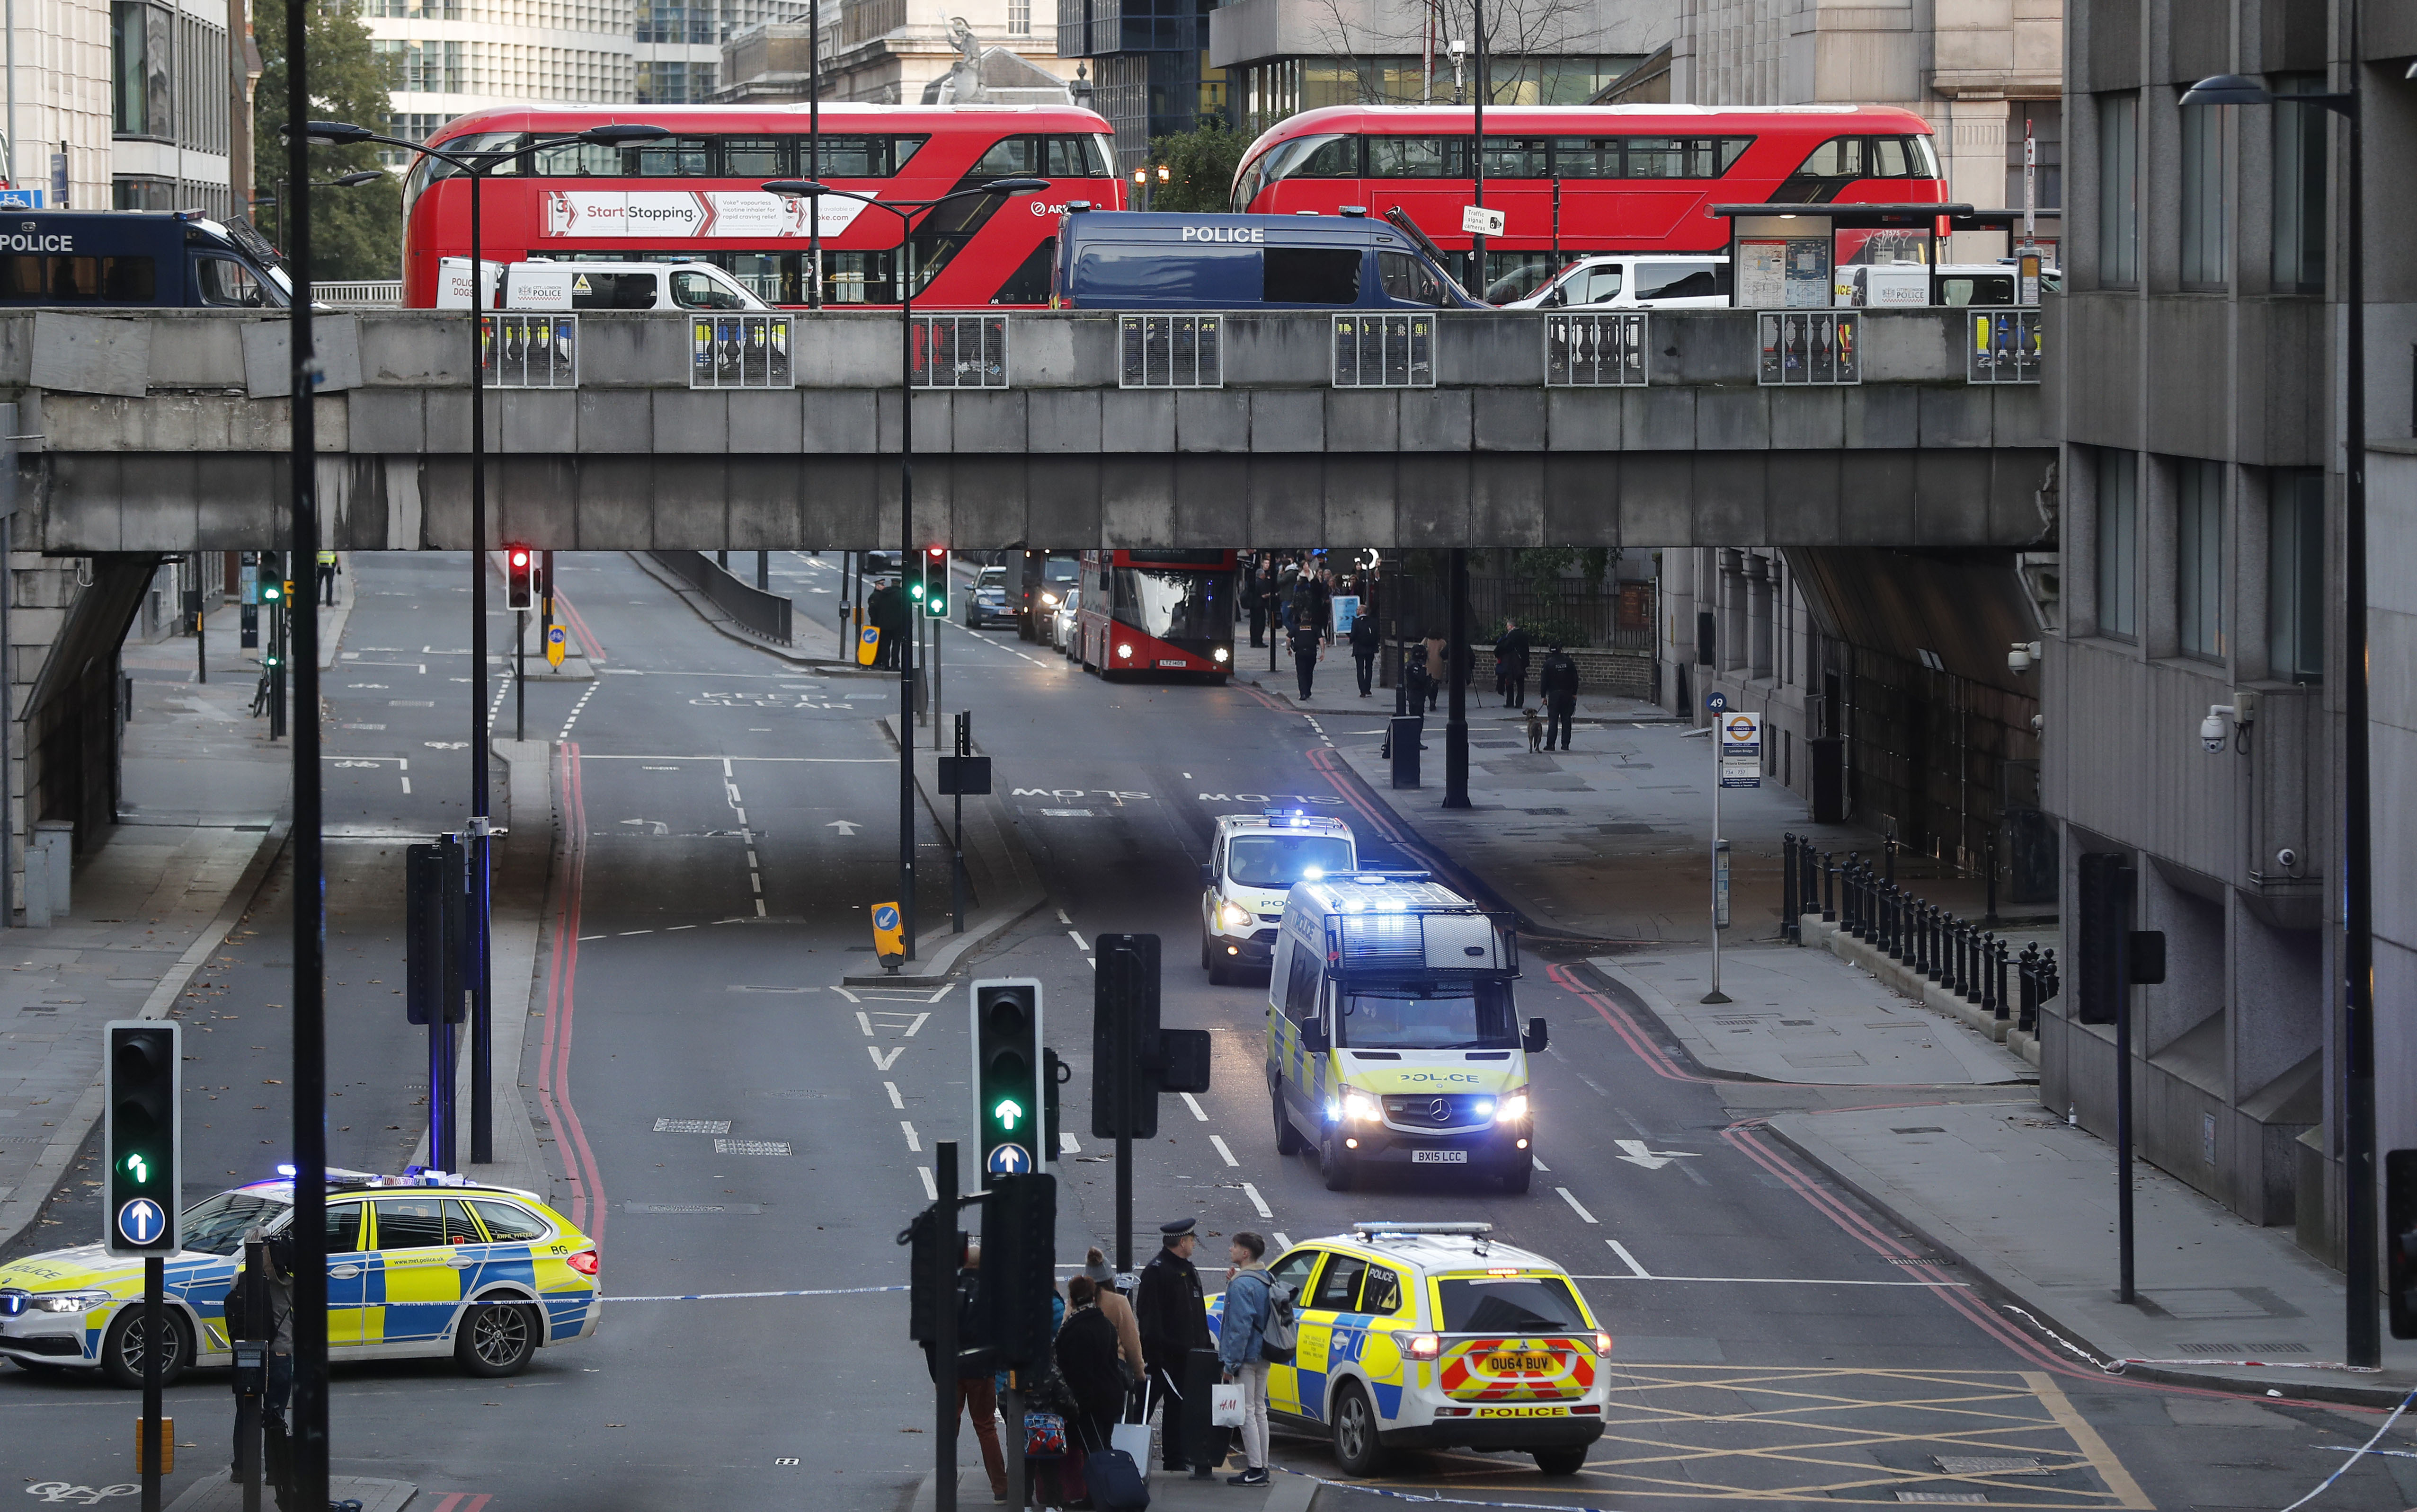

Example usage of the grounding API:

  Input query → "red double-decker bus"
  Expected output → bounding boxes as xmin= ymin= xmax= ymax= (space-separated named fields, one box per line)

xmin=1074 ymin=550 xmax=1238 ymax=682
xmin=399 ymin=103 xmax=1126 ymax=309
xmin=1231 ymin=104 xmax=1946 ymax=301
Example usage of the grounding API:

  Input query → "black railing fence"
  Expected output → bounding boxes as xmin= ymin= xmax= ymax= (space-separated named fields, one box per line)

xmin=1783 ymin=831 xmax=2058 ymax=1034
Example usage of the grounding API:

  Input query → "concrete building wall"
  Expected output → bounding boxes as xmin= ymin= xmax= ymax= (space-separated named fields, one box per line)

xmin=2043 ymin=0 xmax=2416 ymax=1265
xmin=6 ymin=0 xmax=118 ymax=209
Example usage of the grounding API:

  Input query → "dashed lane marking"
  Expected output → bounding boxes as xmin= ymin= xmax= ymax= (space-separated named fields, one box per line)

xmin=900 ymin=1121 xmax=921 ymax=1152
xmin=1557 ymin=1186 xmax=1599 ymax=1224
xmin=1068 ymin=929 xmax=1089 ymax=952
xmin=1181 ymin=1092 xmax=1208 ymax=1122
xmin=918 ymin=1167 xmax=937 ymax=1201
xmin=1241 ymin=1182 xmax=1272 ymax=1218
xmin=1208 ymin=1134 xmax=1239 ymax=1167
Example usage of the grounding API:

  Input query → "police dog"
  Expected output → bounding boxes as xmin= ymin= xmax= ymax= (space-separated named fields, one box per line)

xmin=1527 ymin=708 xmax=1546 ymax=752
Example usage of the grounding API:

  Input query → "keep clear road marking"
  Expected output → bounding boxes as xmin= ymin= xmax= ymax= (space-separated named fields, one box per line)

xmin=1557 ymin=1187 xmax=1599 ymax=1224
xmin=1180 ymin=1093 xmax=1208 ymax=1122
xmin=1208 ymin=1135 xmax=1240 ymax=1167
xmin=1241 ymin=1183 xmax=1272 ymax=1218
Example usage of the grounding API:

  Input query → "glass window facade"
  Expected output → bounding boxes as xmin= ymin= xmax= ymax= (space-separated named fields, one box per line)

xmin=2097 ymin=93 xmax=2138 ymax=285
xmin=2176 ymin=459 xmax=2224 ymax=661
xmin=2268 ymin=469 xmax=2323 ymax=682
xmin=2096 ymin=448 xmax=2137 ymax=639
xmin=2179 ymin=102 xmax=2225 ymax=287
xmin=2005 ymin=101 xmax=2061 ymax=211
xmin=2271 ymin=75 xmax=2325 ymax=294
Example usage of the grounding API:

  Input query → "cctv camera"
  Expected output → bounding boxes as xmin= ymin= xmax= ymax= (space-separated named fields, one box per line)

xmin=2200 ymin=704 xmax=2236 ymax=754
xmin=2007 ymin=643 xmax=2033 ymax=674
xmin=2275 ymin=847 xmax=2297 ymax=871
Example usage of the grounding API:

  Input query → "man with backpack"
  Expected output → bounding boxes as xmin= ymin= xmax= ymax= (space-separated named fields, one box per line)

xmin=1215 ymin=1231 xmax=1293 ymax=1488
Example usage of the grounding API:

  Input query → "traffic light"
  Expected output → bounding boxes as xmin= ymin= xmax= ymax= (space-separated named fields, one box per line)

xmin=1091 ymin=934 xmax=1213 ymax=1141
xmin=505 ymin=545 xmax=534 ymax=611
xmin=2389 ymin=1149 xmax=2417 ymax=1340
xmin=972 ymin=979 xmax=1043 ymax=1186
xmin=922 ymin=545 xmax=949 ymax=618
xmin=2073 ymin=853 xmax=2128 ymax=1025
xmin=899 ymin=1203 xmax=964 ymax=1347
xmin=104 ymin=1021 xmax=182 ymax=1257
xmin=1043 ymin=1046 xmax=1066 ymax=1163
xmin=979 ymin=1172 xmax=1058 ymax=1372
xmin=259 ymin=577 xmax=284 ymax=609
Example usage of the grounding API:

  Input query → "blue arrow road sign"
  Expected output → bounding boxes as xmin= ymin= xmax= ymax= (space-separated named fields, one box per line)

xmin=873 ymin=904 xmax=900 ymax=931
xmin=985 ymin=1143 xmax=1031 ymax=1176
xmin=117 ymin=1198 xmax=165 ymax=1247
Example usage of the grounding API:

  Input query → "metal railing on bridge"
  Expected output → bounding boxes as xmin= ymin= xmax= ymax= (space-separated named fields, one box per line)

xmin=317 ymin=281 xmax=402 ymax=308
xmin=648 ymin=551 xmax=793 ymax=646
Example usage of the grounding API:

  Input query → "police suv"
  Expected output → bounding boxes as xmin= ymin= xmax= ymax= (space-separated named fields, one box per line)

xmin=1268 ymin=873 xmax=1543 ymax=1192
xmin=1201 ymin=810 xmax=1356 ymax=984
xmin=1208 ymin=1221 xmax=1609 ymax=1477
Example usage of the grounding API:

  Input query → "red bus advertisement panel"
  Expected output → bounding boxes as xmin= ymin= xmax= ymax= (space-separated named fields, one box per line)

xmin=1231 ymin=104 xmax=1946 ymax=301
xmin=1075 ymin=550 xmax=1237 ymax=681
xmin=400 ymin=104 xmax=1126 ymax=309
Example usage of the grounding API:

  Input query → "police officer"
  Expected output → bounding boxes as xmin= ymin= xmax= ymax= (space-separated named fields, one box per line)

xmin=314 ymin=549 xmax=339 ymax=605
xmin=1133 ymin=1217 xmax=1215 ymax=1477
xmin=1288 ymin=612 xmax=1324 ymax=701
xmin=867 ymin=576 xmax=909 ymax=670
xmin=1538 ymin=643 xmax=1580 ymax=751
xmin=1348 ymin=606 xmax=1380 ymax=697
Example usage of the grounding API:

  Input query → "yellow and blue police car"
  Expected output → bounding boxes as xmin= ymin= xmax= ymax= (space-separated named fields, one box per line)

xmin=0 ymin=1168 xmax=601 ymax=1387
xmin=1209 ymin=1221 xmax=1609 ymax=1477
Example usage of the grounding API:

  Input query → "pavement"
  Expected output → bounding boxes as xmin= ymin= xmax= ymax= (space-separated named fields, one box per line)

xmin=906 ymin=1466 xmax=1319 ymax=1511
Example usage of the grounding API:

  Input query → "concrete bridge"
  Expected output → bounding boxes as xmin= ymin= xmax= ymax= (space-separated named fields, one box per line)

xmin=9 ymin=306 xmax=2056 ymax=554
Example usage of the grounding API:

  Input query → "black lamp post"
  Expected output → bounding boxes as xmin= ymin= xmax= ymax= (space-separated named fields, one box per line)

xmin=2179 ymin=52 xmax=2400 ymax=1368
xmin=763 ymin=175 xmax=1048 ymax=963
xmin=251 ymin=170 xmax=384 ymax=252
xmin=302 ymin=118 xmax=667 ymax=1169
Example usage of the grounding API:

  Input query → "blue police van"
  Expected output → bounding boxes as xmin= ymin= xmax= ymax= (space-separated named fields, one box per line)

xmin=1052 ymin=208 xmax=1483 ymax=311
xmin=0 ymin=210 xmax=292 ymax=308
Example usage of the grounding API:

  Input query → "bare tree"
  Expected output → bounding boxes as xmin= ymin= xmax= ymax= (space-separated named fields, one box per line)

xmin=1295 ymin=0 xmax=1610 ymax=106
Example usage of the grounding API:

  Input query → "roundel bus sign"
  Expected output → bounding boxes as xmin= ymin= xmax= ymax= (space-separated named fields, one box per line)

xmin=1718 ymin=712 xmax=1763 ymax=788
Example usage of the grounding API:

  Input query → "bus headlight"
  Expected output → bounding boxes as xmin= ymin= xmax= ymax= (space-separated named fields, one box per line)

xmin=1117 ymin=643 xmax=1132 ymax=658
xmin=1494 ymin=1093 xmax=1530 ymax=1124
xmin=1342 ymin=1092 xmax=1381 ymax=1124
xmin=1213 ymin=647 xmax=1230 ymax=663
xmin=1217 ymin=902 xmax=1252 ymax=930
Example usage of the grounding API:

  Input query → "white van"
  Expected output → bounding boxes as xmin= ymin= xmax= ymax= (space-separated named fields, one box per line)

xmin=437 ymin=258 xmax=765 ymax=312
xmin=1504 ymin=255 xmax=1730 ymax=311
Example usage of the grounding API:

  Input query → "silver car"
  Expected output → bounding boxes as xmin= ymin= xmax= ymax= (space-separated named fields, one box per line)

xmin=1049 ymin=587 xmax=1083 ymax=655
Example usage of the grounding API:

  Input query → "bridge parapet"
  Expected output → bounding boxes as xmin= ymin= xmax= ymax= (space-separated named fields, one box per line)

xmin=4 ymin=307 xmax=2053 ymax=553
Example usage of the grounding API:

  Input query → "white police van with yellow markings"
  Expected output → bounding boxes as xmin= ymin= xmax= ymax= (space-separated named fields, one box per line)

xmin=1267 ymin=873 xmax=1544 ymax=1192
xmin=1202 ymin=810 xmax=1356 ymax=984
xmin=1208 ymin=1221 xmax=1610 ymax=1477
xmin=0 ymin=1169 xmax=600 ymax=1386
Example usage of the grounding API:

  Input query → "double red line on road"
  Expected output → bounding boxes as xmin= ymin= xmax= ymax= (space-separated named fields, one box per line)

xmin=536 ymin=743 xmax=607 ymax=1242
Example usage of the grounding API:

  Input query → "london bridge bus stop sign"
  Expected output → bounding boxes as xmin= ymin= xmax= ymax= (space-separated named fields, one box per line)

xmin=1720 ymin=710 xmax=1763 ymax=788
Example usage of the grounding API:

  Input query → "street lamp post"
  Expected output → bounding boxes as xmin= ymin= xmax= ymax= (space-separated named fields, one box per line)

xmin=2179 ymin=46 xmax=2399 ymax=1369
xmin=250 ymin=171 xmax=383 ymax=256
xmin=763 ymin=175 xmax=1049 ymax=966
xmin=302 ymin=118 xmax=667 ymax=1168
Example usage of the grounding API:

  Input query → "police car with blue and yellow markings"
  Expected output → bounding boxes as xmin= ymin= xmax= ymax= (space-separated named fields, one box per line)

xmin=0 ymin=1169 xmax=600 ymax=1387
xmin=1209 ymin=1221 xmax=1610 ymax=1477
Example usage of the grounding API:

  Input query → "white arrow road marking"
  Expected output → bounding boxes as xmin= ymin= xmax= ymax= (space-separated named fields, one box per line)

xmin=826 ymin=820 xmax=862 ymax=836
xmin=1556 ymin=1187 xmax=1599 ymax=1224
xmin=618 ymin=819 xmax=670 ymax=834
xmin=1613 ymin=1139 xmax=1701 ymax=1171
xmin=868 ymin=1046 xmax=905 ymax=1071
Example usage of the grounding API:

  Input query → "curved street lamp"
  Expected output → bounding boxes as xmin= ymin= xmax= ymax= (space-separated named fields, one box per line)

xmin=302 ymin=118 xmax=668 ymax=1171
xmin=761 ymin=175 xmax=1049 ymax=961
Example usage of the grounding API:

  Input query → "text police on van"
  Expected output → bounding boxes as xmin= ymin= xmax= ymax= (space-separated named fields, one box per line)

xmin=1182 ymin=225 xmax=1266 ymax=243
xmin=0 ymin=231 xmax=73 ymax=252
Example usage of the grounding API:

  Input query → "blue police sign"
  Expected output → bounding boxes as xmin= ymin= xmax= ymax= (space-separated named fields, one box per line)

xmin=986 ymin=1143 xmax=1032 ymax=1176
xmin=117 ymin=1198 xmax=166 ymax=1247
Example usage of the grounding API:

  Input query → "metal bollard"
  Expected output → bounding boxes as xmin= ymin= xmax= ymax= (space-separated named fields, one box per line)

xmin=1963 ymin=921 xmax=1983 ymax=1004
xmin=1999 ymin=939 xmax=2018 ymax=1025
xmin=1843 ymin=857 xmax=1861 ymax=937
xmin=1822 ymin=852 xmax=1837 ymax=922
xmin=1782 ymin=833 xmax=1800 ymax=944
xmin=1981 ymin=934 xmax=2000 ymax=1018
xmin=2015 ymin=942 xmax=2035 ymax=1027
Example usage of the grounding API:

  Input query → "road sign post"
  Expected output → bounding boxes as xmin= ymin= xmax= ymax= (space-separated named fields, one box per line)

xmin=871 ymin=901 xmax=906 ymax=972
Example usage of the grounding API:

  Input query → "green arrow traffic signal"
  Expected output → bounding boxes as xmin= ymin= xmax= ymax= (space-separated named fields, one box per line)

xmin=993 ymin=1097 xmax=1024 ymax=1132
xmin=123 ymin=1152 xmax=149 ymax=1185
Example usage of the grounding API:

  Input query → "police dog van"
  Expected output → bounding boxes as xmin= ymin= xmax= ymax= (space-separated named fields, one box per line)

xmin=1267 ymin=873 xmax=1543 ymax=1192
xmin=1207 ymin=1221 xmax=1609 ymax=1477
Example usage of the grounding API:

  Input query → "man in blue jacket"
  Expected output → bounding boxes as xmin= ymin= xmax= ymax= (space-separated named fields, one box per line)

xmin=1216 ymin=1231 xmax=1275 ymax=1486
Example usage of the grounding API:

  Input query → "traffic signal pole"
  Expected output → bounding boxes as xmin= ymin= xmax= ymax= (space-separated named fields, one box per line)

xmin=933 ymin=1141 xmax=959 ymax=1512
xmin=141 ymin=1253 xmax=162 ymax=1511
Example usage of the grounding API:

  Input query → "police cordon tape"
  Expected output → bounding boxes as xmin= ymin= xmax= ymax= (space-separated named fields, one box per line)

xmin=607 ymin=1284 xmax=908 ymax=1303
xmin=2000 ymin=1303 xmax=2386 ymax=1375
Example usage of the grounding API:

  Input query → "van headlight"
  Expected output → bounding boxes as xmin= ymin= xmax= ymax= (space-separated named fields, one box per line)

xmin=1342 ymin=1092 xmax=1381 ymax=1124
xmin=32 ymin=1290 xmax=113 ymax=1313
xmin=1494 ymin=1093 xmax=1529 ymax=1124
xmin=1217 ymin=902 xmax=1252 ymax=931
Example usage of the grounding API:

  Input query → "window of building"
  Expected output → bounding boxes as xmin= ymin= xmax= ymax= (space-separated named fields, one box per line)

xmin=111 ymin=1 xmax=170 ymax=139
xmin=2176 ymin=459 xmax=2224 ymax=660
xmin=2097 ymin=94 xmax=2138 ymax=285
xmin=2005 ymin=101 xmax=2061 ymax=210
xmin=375 ymin=38 xmax=467 ymax=94
xmin=2179 ymin=101 xmax=2226 ymax=287
xmin=2096 ymin=449 xmax=2138 ymax=639
xmin=1007 ymin=0 xmax=1029 ymax=34
xmin=634 ymin=61 xmax=714 ymax=104
xmin=2268 ymin=469 xmax=2324 ymax=682
xmin=2272 ymin=75 xmax=2326 ymax=294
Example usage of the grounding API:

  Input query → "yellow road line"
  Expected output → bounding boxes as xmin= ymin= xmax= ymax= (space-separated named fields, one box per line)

xmin=2026 ymin=1371 xmax=2155 ymax=1510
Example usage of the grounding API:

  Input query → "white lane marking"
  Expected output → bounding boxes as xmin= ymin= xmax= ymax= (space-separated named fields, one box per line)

xmin=929 ymin=982 xmax=957 ymax=1002
xmin=901 ymin=1121 xmax=921 ymax=1152
xmin=400 ymin=777 xmax=411 ymax=794
xmin=755 ymin=898 xmax=765 ymax=917
xmin=667 ymin=924 xmax=697 ymax=931
xmin=1067 ymin=930 xmax=1089 ymax=953
xmin=1180 ymin=1093 xmax=1208 ymax=1122
xmin=1271 ymin=1232 xmax=1292 ymax=1253
xmin=919 ymin=1167 xmax=937 ymax=1201
xmin=831 ymin=986 xmax=860 ymax=1004
xmin=1241 ymin=1183 xmax=1272 ymax=1218
xmin=885 ymin=1081 xmax=905 ymax=1110
xmin=1607 ymin=1240 xmax=1650 ymax=1278
xmin=854 ymin=1011 xmax=874 ymax=1037
xmin=1060 ymin=1132 xmax=1081 ymax=1154
xmin=902 ymin=1012 xmax=931 ymax=1037
xmin=1568 ymin=1273 xmax=1971 ymax=1288
xmin=1057 ymin=909 xmax=1072 ymax=925
xmin=869 ymin=1046 xmax=904 ymax=1071
xmin=1533 ymin=1157 xmax=1551 ymax=1172
xmin=1556 ymin=1187 xmax=1599 ymax=1224
xmin=1208 ymin=1135 xmax=1239 ymax=1167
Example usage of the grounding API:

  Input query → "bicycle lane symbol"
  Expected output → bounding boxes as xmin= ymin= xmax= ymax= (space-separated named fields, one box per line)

xmin=24 ymin=1486 xmax=138 ymax=1506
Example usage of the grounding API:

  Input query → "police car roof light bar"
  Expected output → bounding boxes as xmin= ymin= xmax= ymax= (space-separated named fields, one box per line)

xmin=1350 ymin=1221 xmax=1494 ymax=1236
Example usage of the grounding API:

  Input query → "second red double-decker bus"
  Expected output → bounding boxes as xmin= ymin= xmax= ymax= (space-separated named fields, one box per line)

xmin=1074 ymin=550 xmax=1238 ymax=682
xmin=1231 ymin=104 xmax=1946 ymax=301
xmin=400 ymin=103 xmax=1127 ymax=309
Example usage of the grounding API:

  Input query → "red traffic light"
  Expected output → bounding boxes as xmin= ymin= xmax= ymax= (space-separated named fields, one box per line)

xmin=925 ymin=546 xmax=946 ymax=562
xmin=505 ymin=545 xmax=534 ymax=611
xmin=509 ymin=548 xmax=531 ymax=568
